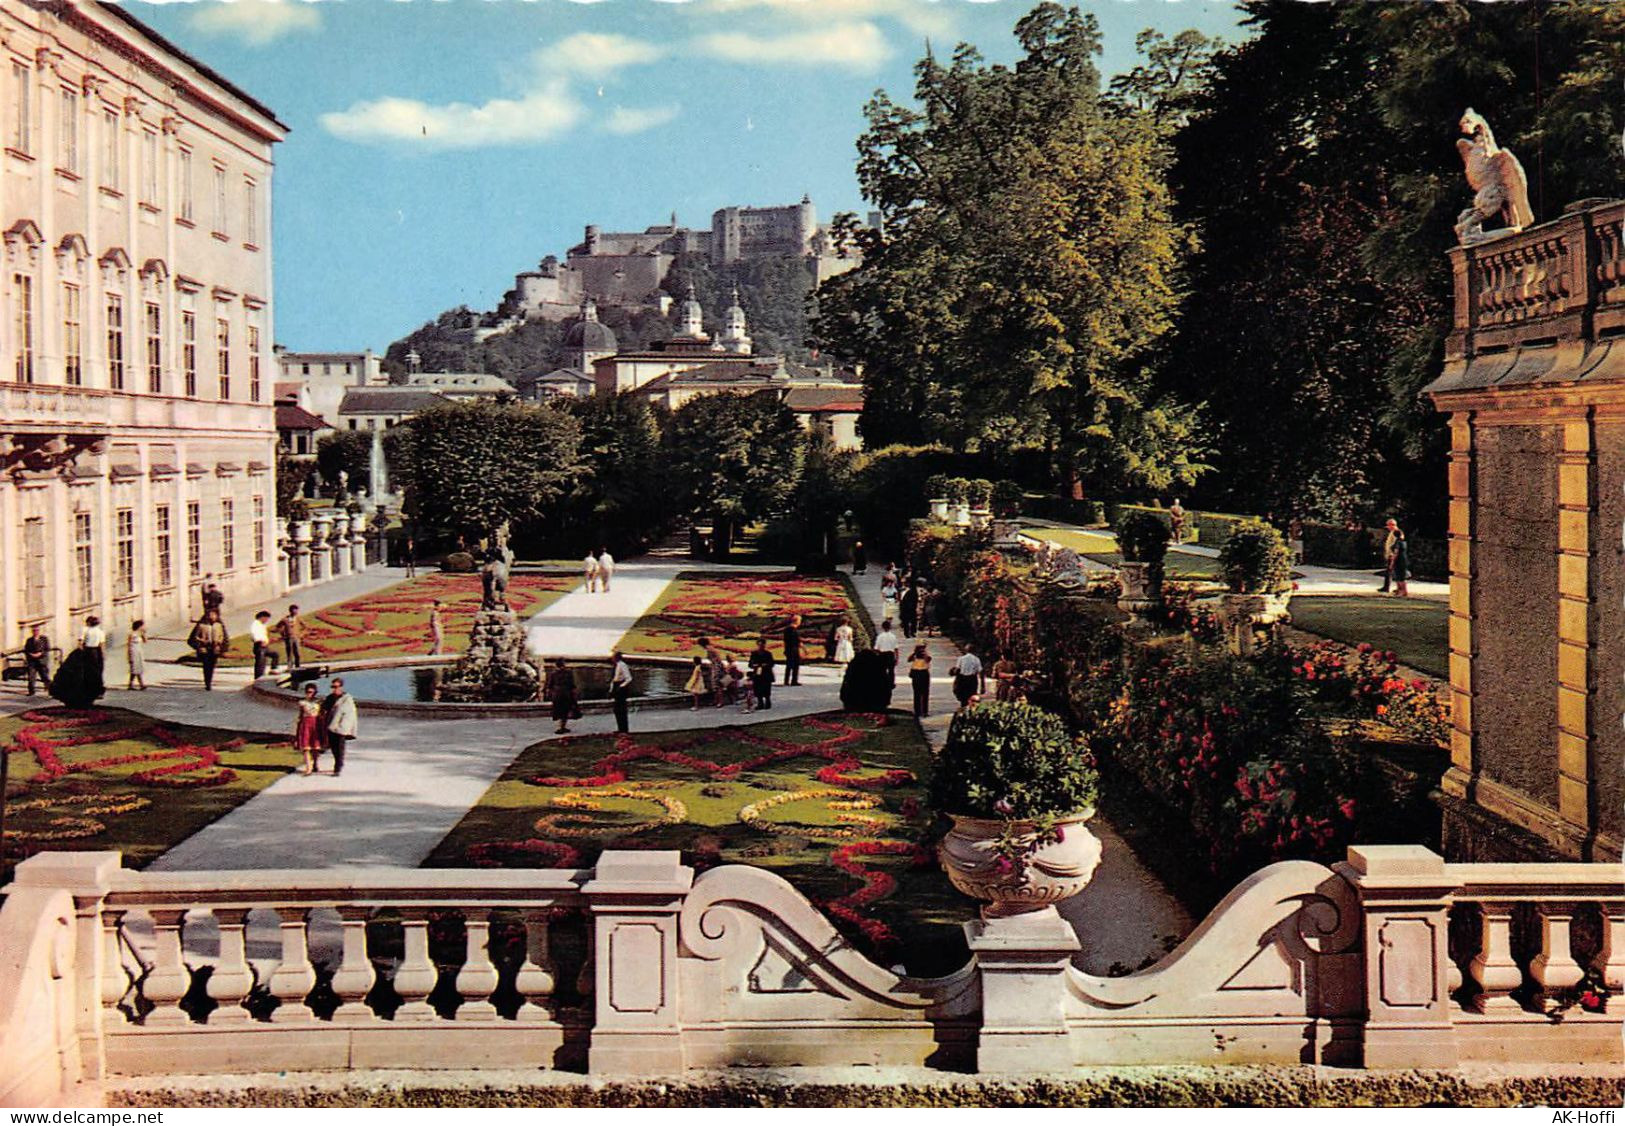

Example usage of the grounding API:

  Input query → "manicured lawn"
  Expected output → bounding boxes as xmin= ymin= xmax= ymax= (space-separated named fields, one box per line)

xmin=1290 ymin=595 xmax=1449 ymax=678
xmin=1 ymin=705 xmax=298 ymax=879
xmin=196 ymin=572 xmax=579 ymax=667
xmin=1027 ymin=528 xmax=1222 ymax=580
xmin=616 ymin=571 xmax=870 ymax=662
xmin=426 ymin=711 xmax=971 ymax=975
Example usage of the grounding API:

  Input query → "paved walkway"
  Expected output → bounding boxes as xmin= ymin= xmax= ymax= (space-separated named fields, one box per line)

xmin=844 ymin=564 xmax=1194 ymax=975
xmin=523 ymin=558 xmax=682 ymax=659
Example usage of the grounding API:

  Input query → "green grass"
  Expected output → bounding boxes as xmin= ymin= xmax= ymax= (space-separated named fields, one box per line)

xmin=1290 ymin=595 xmax=1449 ymax=678
xmin=2 ymin=705 xmax=299 ymax=880
xmin=426 ymin=710 xmax=971 ymax=975
xmin=1025 ymin=528 xmax=1222 ymax=580
xmin=617 ymin=571 xmax=869 ymax=662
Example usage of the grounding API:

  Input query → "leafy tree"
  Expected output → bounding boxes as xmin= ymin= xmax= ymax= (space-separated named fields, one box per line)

xmin=784 ymin=429 xmax=859 ymax=562
xmin=316 ymin=430 xmax=374 ymax=496
xmin=559 ymin=394 xmax=674 ymax=552
xmin=274 ymin=451 xmax=316 ymax=521
xmin=392 ymin=400 xmax=583 ymax=540
xmin=664 ymin=392 xmax=804 ymax=554
xmin=812 ymin=3 xmax=1210 ymax=499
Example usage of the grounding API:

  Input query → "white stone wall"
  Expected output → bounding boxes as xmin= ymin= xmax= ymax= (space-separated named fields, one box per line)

xmin=0 ymin=2 xmax=284 ymax=648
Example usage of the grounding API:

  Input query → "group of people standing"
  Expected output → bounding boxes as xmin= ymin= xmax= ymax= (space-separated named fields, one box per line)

xmin=292 ymin=677 xmax=360 ymax=776
xmin=582 ymin=548 xmax=617 ymax=594
xmin=541 ymin=651 xmax=635 ymax=736
xmin=685 ymin=635 xmax=778 ymax=713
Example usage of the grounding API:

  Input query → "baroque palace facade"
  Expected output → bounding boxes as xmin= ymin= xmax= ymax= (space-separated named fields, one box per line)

xmin=0 ymin=0 xmax=286 ymax=650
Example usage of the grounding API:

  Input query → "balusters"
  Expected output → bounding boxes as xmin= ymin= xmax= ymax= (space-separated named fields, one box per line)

xmin=514 ymin=910 xmax=556 ymax=1022
xmin=142 ymin=908 xmax=193 ymax=1027
xmin=100 ymin=910 xmax=132 ymax=1022
xmin=330 ymin=907 xmax=377 ymax=1022
xmin=455 ymin=909 xmax=500 ymax=1021
xmin=1594 ymin=903 xmax=1625 ymax=994
xmin=1467 ymin=901 xmax=1524 ymax=1014
xmin=392 ymin=912 xmax=440 ymax=1022
xmin=267 ymin=907 xmax=317 ymax=1023
xmin=1528 ymin=903 xmax=1584 ymax=1005
xmin=205 ymin=908 xmax=256 ymax=1025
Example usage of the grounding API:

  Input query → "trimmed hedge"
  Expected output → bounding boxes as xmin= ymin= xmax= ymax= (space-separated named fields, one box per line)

xmin=1022 ymin=493 xmax=1108 ymax=527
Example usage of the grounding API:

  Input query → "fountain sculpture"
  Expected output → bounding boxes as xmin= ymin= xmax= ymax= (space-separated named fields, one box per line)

xmin=438 ymin=524 xmax=541 ymax=702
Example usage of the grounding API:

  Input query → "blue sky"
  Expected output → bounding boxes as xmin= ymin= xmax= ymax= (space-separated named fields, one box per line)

xmin=130 ymin=0 xmax=1248 ymax=351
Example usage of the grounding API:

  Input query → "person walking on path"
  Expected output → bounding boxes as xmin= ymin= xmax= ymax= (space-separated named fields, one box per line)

xmin=295 ymin=682 xmax=325 ymax=775
xmin=749 ymin=636 xmax=775 ymax=711
xmin=1169 ymin=499 xmax=1186 ymax=546
xmin=1381 ymin=519 xmax=1403 ymax=594
xmin=685 ymin=657 xmax=708 ymax=711
xmin=851 ymin=540 xmax=867 ymax=575
xmin=320 ymin=678 xmax=358 ymax=776
xmin=189 ymin=609 xmax=229 ymax=691
xmin=584 ymin=552 xmax=600 ymax=594
xmin=833 ymin=617 xmax=855 ymax=668
xmin=992 ymin=650 xmax=1020 ymax=702
xmin=782 ymin=615 xmax=802 ymax=686
xmin=427 ymin=601 xmax=445 ymax=655
xmin=126 ymin=620 xmax=148 ymax=691
xmin=1388 ymin=526 xmax=1410 ymax=598
xmin=22 ymin=623 xmax=51 ymax=696
xmin=874 ymin=619 xmax=900 ymax=687
xmin=404 ymin=536 xmax=418 ymax=579
xmin=280 ymin=606 xmax=305 ymax=669
xmin=702 ymin=637 xmax=728 ymax=708
xmin=201 ymin=578 xmax=224 ymax=617
xmin=50 ymin=617 xmax=105 ymax=708
xmin=899 ymin=582 xmax=919 ymax=639
xmin=597 ymin=547 xmax=616 ymax=593
xmin=908 ymin=643 xmax=932 ymax=718
xmin=952 ymin=643 xmax=985 ymax=711
xmin=610 ymin=650 xmax=634 ymax=733
xmin=920 ymin=586 xmax=939 ymax=637
xmin=251 ymin=611 xmax=277 ymax=679
xmin=545 ymin=658 xmax=580 ymax=735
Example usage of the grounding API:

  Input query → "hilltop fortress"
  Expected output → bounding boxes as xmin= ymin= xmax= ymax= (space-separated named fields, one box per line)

xmin=497 ymin=196 xmax=863 ymax=324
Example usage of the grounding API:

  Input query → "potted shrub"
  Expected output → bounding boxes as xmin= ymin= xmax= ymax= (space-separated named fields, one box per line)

xmin=930 ymin=701 xmax=1102 ymax=919
xmin=925 ymin=474 xmax=953 ymax=523
xmin=991 ymin=479 xmax=1024 ymax=519
xmin=1217 ymin=519 xmax=1294 ymax=654
xmin=945 ymin=477 xmax=972 ymax=527
xmin=1114 ymin=509 xmax=1169 ymax=614
xmin=966 ymin=478 xmax=995 ymax=529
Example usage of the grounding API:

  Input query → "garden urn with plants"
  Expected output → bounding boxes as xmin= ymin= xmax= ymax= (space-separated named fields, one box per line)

xmin=930 ymin=701 xmax=1102 ymax=918
xmin=1114 ymin=509 xmax=1169 ymax=618
xmin=946 ymin=477 xmax=972 ymax=527
xmin=1218 ymin=519 xmax=1294 ymax=655
xmin=967 ymin=478 xmax=994 ymax=529
xmin=925 ymin=474 xmax=952 ymax=523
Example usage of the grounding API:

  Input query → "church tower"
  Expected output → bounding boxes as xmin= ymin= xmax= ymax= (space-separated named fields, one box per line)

xmin=564 ymin=295 xmax=617 ymax=375
xmin=676 ymin=283 xmax=708 ymax=342
xmin=719 ymin=285 xmax=752 ymax=355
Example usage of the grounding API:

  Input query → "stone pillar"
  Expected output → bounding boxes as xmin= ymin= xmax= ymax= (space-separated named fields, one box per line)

xmin=583 ymin=851 xmax=694 ymax=1075
xmin=290 ymin=521 xmax=311 ymax=588
xmin=1441 ymin=413 xmax=1477 ymax=808
xmin=1556 ymin=414 xmax=1595 ymax=852
xmin=351 ymin=519 xmax=369 ymax=572
xmin=1338 ymin=845 xmax=1462 ymax=1070
xmin=964 ymin=907 xmax=1080 ymax=1073
xmin=310 ymin=515 xmax=330 ymax=583
xmin=9 ymin=851 xmax=123 ymax=1081
xmin=331 ymin=513 xmax=352 ymax=577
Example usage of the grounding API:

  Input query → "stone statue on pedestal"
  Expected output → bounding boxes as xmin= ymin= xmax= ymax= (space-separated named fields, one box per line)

xmin=1454 ymin=108 xmax=1534 ymax=246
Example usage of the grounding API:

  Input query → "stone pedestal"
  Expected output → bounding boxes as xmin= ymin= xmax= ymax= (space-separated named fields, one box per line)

xmin=438 ymin=610 xmax=540 ymax=702
xmin=964 ymin=907 xmax=1079 ymax=1072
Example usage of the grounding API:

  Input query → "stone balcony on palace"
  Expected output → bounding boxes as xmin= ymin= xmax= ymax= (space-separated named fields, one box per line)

xmin=0 ymin=381 xmax=274 ymax=436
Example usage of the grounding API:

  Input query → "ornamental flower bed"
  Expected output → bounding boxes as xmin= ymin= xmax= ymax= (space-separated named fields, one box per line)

xmin=205 ymin=572 xmax=578 ymax=666
xmin=1266 ymin=640 xmax=1451 ymax=748
xmin=426 ymin=710 xmax=966 ymax=974
xmin=617 ymin=571 xmax=869 ymax=662
xmin=1 ymin=706 xmax=299 ymax=875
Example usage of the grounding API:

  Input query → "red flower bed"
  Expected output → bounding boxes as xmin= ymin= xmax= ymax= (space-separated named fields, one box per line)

xmin=626 ymin=572 xmax=864 ymax=659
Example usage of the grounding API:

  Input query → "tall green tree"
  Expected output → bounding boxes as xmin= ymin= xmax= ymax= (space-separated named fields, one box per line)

xmin=664 ymin=392 xmax=804 ymax=554
xmin=315 ymin=430 xmax=374 ymax=496
xmin=560 ymin=394 xmax=673 ymax=552
xmin=812 ymin=3 xmax=1209 ymax=498
xmin=392 ymin=400 xmax=582 ymax=540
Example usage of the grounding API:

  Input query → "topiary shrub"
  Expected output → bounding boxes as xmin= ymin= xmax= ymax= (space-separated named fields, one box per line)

xmin=924 ymin=474 xmax=953 ymax=500
xmin=990 ymin=479 xmax=1024 ymax=518
xmin=967 ymin=478 xmax=994 ymax=509
xmin=442 ymin=551 xmax=477 ymax=573
xmin=1219 ymin=519 xmax=1293 ymax=593
xmin=1114 ymin=510 xmax=1169 ymax=568
xmin=944 ymin=477 xmax=971 ymax=504
xmin=929 ymin=700 xmax=1098 ymax=826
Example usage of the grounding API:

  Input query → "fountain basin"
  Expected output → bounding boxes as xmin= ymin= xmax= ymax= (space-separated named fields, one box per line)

xmin=247 ymin=655 xmax=696 ymax=719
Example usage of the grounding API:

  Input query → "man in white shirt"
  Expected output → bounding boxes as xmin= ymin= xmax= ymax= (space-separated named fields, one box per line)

xmin=952 ymin=645 xmax=984 ymax=710
xmin=584 ymin=553 xmax=600 ymax=594
xmin=610 ymin=649 xmax=634 ymax=733
xmin=874 ymin=619 xmax=901 ymax=687
xmin=597 ymin=548 xmax=616 ymax=593
xmin=250 ymin=610 xmax=276 ymax=679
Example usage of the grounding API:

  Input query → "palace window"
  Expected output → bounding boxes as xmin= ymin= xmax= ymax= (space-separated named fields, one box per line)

xmin=245 ymin=177 xmax=258 ymax=246
xmin=216 ymin=315 xmax=230 ymax=399
xmin=221 ymin=498 xmax=235 ymax=571
xmin=11 ymin=62 xmax=31 ymax=154
xmin=23 ymin=518 xmax=47 ymax=617
xmin=115 ymin=508 xmax=135 ymax=597
xmin=141 ymin=129 xmax=159 ymax=205
xmin=212 ymin=164 xmax=227 ymax=237
xmin=182 ymin=310 xmax=197 ymax=396
xmin=105 ymin=293 xmax=125 ymax=390
xmin=186 ymin=500 xmax=201 ymax=574
xmin=252 ymin=495 xmax=266 ymax=565
xmin=59 ymin=87 xmax=78 ymax=173
xmin=145 ymin=301 xmax=162 ymax=393
xmin=178 ymin=147 xmax=194 ymax=223
xmin=62 ymin=283 xmax=82 ymax=385
xmin=13 ymin=272 xmax=35 ymax=382
xmin=73 ymin=512 xmax=95 ymax=607
xmin=155 ymin=504 xmax=172 ymax=589
xmin=248 ymin=323 xmax=262 ymax=401
xmin=102 ymin=108 xmax=120 ymax=191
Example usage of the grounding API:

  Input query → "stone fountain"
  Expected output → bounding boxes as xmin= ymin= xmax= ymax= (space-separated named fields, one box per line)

xmin=438 ymin=526 xmax=541 ymax=702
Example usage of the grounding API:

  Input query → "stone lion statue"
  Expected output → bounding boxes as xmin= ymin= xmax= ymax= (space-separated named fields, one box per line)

xmin=1455 ymin=108 xmax=1534 ymax=246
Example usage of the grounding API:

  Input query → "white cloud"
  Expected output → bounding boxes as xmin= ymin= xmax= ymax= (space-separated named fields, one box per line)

xmin=602 ymin=104 xmax=681 ymax=135
xmin=318 ymin=81 xmax=584 ymax=150
xmin=188 ymin=0 xmax=322 ymax=47
xmin=693 ymin=21 xmax=892 ymax=70
xmin=534 ymin=33 xmax=664 ymax=78
xmin=689 ymin=0 xmax=957 ymax=38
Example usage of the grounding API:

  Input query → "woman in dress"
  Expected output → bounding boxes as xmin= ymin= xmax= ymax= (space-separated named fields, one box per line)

xmin=908 ymin=643 xmax=932 ymax=718
xmin=992 ymin=651 xmax=1020 ymax=702
xmin=684 ymin=656 xmax=708 ymax=711
xmin=833 ymin=617 xmax=856 ymax=667
xmin=126 ymin=619 xmax=147 ymax=691
xmin=50 ymin=615 xmax=107 ymax=709
xmin=295 ymin=682 xmax=325 ymax=775
xmin=545 ymin=657 xmax=579 ymax=735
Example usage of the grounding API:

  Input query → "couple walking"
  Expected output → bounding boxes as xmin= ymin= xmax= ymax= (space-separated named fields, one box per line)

xmin=292 ymin=677 xmax=360 ymax=776
xmin=583 ymin=548 xmax=617 ymax=593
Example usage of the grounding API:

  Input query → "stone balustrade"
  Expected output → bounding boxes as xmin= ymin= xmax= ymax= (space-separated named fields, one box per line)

xmin=1 ymin=846 xmax=1618 ymax=1106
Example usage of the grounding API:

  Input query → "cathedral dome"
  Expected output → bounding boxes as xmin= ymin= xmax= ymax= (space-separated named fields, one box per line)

xmin=565 ymin=318 xmax=617 ymax=352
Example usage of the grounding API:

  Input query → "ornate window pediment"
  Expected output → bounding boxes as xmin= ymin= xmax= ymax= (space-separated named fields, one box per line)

xmin=140 ymin=257 xmax=169 ymax=294
xmin=99 ymin=246 xmax=132 ymax=288
xmin=3 ymin=220 xmax=43 ymax=268
xmin=55 ymin=232 xmax=90 ymax=276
